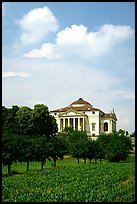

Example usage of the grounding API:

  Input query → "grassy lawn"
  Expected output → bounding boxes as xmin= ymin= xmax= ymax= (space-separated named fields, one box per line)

xmin=2 ymin=155 xmax=135 ymax=202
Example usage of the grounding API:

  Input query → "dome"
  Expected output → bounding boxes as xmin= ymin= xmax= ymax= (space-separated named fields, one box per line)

xmin=70 ymin=98 xmax=92 ymax=106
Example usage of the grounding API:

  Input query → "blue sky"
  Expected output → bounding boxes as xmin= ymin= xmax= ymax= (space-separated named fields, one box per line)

xmin=2 ymin=2 xmax=135 ymax=133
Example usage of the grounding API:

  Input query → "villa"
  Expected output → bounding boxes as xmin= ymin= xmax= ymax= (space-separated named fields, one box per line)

xmin=50 ymin=98 xmax=117 ymax=140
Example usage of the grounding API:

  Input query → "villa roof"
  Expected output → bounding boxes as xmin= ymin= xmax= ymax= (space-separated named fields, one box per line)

xmin=50 ymin=98 xmax=117 ymax=121
xmin=50 ymin=98 xmax=104 ymax=113
xmin=71 ymin=98 xmax=92 ymax=106
xmin=50 ymin=104 xmax=99 ymax=112
xmin=102 ymin=113 xmax=117 ymax=121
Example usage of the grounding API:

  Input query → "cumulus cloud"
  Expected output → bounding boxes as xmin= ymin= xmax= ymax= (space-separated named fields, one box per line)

xmin=23 ymin=43 xmax=61 ymax=59
xmin=2 ymin=72 xmax=31 ymax=78
xmin=23 ymin=24 xmax=134 ymax=59
xmin=16 ymin=6 xmax=59 ymax=45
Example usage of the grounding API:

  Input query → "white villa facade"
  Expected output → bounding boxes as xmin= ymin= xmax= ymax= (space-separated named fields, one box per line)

xmin=50 ymin=98 xmax=117 ymax=140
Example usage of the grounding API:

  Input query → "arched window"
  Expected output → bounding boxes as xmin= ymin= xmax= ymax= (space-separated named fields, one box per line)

xmin=104 ymin=122 xmax=108 ymax=131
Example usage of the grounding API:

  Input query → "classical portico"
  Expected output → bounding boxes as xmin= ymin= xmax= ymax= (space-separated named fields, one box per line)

xmin=59 ymin=116 xmax=85 ymax=132
xmin=50 ymin=98 xmax=117 ymax=139
xmin=58 ymin=108 xmax=86 ymax=131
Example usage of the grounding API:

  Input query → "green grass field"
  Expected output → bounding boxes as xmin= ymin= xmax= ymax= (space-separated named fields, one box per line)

xmin=2 ymin=155 xmax=135 ymax=202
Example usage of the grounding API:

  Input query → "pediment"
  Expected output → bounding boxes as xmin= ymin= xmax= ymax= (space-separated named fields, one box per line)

xmin=59 ymin=109 xmax=84 ymax=116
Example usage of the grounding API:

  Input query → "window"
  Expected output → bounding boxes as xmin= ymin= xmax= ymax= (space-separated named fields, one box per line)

xmin=54 ymin=113 xmax=57 ymax=115
xmin=104 ymin=122 xmax=108 ymax=131
xmin=92 ymin=111 xmax=95 ymax=114
xmin=92 ymin=123 xmax=96 ymax=131
xmin=92 ymin=134 xmax=95 ymax=136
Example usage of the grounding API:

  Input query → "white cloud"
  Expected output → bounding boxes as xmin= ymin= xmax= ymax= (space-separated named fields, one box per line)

xmin=23 ymin=43 xmax=61 ymax=59
xmin=2 ymin=71 xmax=31 ymax=78
xmin=16 ymin=6 xmax=59 ymax=45
xmin=56 ymin=24 xmax=87 ymax=45
xmin=23 ymin=24 xmax=134 ymax=59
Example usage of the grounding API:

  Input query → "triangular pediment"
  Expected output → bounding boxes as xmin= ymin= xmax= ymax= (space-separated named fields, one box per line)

xmin=59 ymin=109 xmax=84 ymax=116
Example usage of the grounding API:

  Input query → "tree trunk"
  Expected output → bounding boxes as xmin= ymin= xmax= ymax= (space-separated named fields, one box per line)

xmin=84 ymin=158 xmax=86 ymax=164
xmin=27 ymin=161 xmax=29 ymax=171
xmin=89 ymin=159 xmax=91 ymax=163
xmin=8 ymin=164 xmax=11 ymax=175
xmin=77 ymin=157 xmax=79 ymax=164
xmin=95 ymin=158 xmax=97 ymax=163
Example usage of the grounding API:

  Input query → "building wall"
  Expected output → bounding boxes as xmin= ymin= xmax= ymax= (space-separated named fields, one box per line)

xmin=85 ymin=110 xmax=100 ymax=137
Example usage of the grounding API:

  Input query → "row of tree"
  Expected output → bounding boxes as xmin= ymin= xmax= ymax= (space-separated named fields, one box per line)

xmin=2 ymin=104 xmax=58 ymax=136
xmin=2 ymin=104 xmax=132 ymax=175
xmin=58 ymin=127 xmax=132 ymax=164
xmin=2 ymin=104 xmax=59 ymax=174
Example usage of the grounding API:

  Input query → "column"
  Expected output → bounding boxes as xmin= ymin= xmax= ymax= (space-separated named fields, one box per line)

xmin=60 ymin=119 xmax=62 ymax=132
xmin=73 ymin=118 xmax=75 ymax=130
xmin=65 ymin=118 xmax=68 ymax=128
xmin=70 ymin=118 xmax=73 ymax=128
xmin=63 ymin=118 xmax=65 ymax=130
xmin=68 ymin=118 xmax=70 ymax=127
xmin=83 ymin=117 xmax=84 ymax=131
xmin=58 ymin=119 xmax=60 ymax=132
xmin=75 ymin=118 xmax=78 ymax=130
xmin=78 ymin=118 xmax=80 ymax=131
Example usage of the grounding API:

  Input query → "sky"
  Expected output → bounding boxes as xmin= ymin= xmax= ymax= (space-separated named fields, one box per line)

xmin=2 ymin=2 xmax=135 ymax=133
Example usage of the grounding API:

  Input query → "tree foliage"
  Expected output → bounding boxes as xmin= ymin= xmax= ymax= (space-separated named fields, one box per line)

xmin=67 ymin=130 xmax=89 ymax=164
xmin=97 ymin=131 xmax=132 ymax=162
xmin=16 ymin=106 xmax=32 ymax=135
xmin=2 ymin=104 xmax=58 ymax=173
xmin=2 ymin=133 xmax=21 ymax=174
xmin=2 ymin=105 xmax=20 ymax=134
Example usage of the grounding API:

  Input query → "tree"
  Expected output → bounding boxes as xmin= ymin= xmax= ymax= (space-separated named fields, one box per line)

xmin=2 ymin=106 xmax=8 ymax=132
xmin=79 ymin=139 xmax=90 ymax=164
xmin=130 ymin=130 xmax=135 ymax=137
xmin=106 ymin=131 xmax=132 ymax=162
xmin=2 ymin=105 xmax=24 ymax=174
xmin=48 ymin=135 xmax=66 ymax=167
xmin=16 ymin=106 xmax=32 ymax=135
xmin=17 ymin=104 xmax=58 ymax=169
xmin=86 ymin=139 xmax=94 ymax=163
xmin=96 ymin=131 xmax=131 ymax=162
xmin=57 ymin=132 xmax=70 ymax=155
xmin=16 ymin=104 xmax=58 ymax=137
xmin=18 ymin=135 xmax=36 ymax=171
xmin=2 ymin=133 xmax=20 ymax=174
xmin=93 ymin=139 xmax=106 ymax=163
xmin=68 ymin=130 xmax=89 ymax=164
xmin=2 ymin=105 xmax=20 ymax=134
xmin=95 ymin=133 xmax=111 ymax=160
xmin=2 ymin=104 xmax=58 ymax=172
xmin=31 ymin=104 xmax=58 ymax=137
xmin=33 ymin=137 xmax=51 ymax=170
